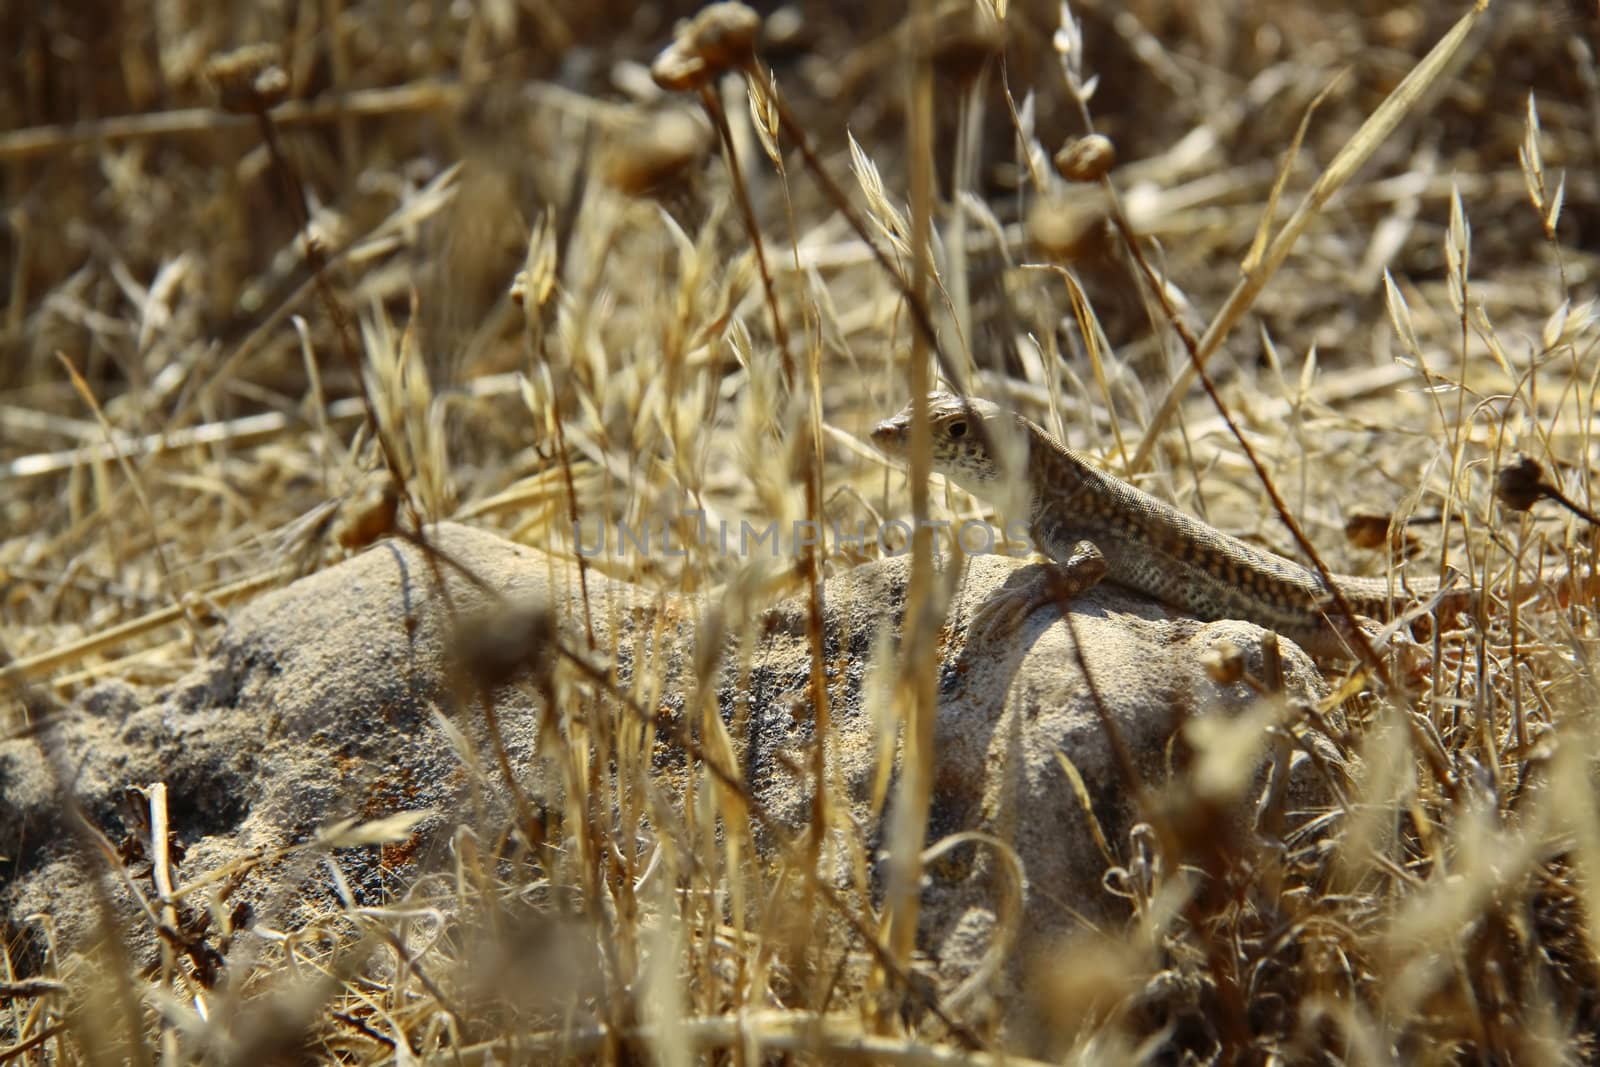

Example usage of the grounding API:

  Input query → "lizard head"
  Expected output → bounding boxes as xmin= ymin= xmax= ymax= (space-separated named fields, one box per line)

xmin=871 ymin=393 xmax=1024 ymax=497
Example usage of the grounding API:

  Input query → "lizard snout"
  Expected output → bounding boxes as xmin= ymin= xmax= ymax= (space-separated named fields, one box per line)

xmin=870 ymin=419 xmax=905 ymax=448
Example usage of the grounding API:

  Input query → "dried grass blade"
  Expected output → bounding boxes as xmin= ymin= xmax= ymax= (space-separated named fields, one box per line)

xmin=1130 ymin=0 xmax=1492 ymax=473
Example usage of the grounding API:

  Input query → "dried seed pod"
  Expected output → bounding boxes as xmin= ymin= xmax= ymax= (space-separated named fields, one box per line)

xmin=1343 ymin=509 xmax=1420 ymax=557
xmin=1201 ymin=640 xmax=1245 ymax=685
xmin=651 ymin=45 xmax=710 ymax=93
xmin=600 ymin=110 xmax=713 ymax=196
xmin=1494 ymin=454 xmax=1548 ymax=513
xmin=762 ymin=5 xmax=811 ymax=56
xmin=1343 ymin=510 xmax=1392 ymax=550
xmin=1054 ymin=134 xmax=1116 ymax=183
xmin=204 ymin=44 xmax=289 ymax=113
xmin=651 ymin=2 xmax=762 ymax=93
xmin=927 ymin=15 xmax=1005 ymax=85
xmin=336 ymin=470 xmax=401 ymax=551
xmin=1026 ymin=193 xmax=1113 ymax=261
xmin=451 ymin=597 xmax=558 ymax=690
xmin=685 ymin=3 xmax=761 ymax=71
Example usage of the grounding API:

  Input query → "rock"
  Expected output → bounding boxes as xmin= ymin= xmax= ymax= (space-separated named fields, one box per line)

xmin=0 ymin=523 xmax=1334 ymax=1007
xmin=738 ymin=548 xmax=1332 ymax=999
xmin=1 ymin=526 xmax=664 ymax=971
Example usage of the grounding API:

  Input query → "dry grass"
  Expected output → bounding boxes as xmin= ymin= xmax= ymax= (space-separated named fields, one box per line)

xmin=6 ymin=0 xmax=1600 ymax=1061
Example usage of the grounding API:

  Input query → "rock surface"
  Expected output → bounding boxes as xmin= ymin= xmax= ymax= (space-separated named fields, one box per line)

xmin=1 ymin=522 xmax=1333 ymax=995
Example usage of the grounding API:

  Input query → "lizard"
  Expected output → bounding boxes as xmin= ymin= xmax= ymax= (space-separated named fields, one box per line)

xmin=870 ymin=392 xmax=1472 ymax=659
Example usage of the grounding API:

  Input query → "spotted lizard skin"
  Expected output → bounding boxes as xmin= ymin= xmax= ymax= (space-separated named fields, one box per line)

xmin=873 ymin=394 xmax=1464 ymax=658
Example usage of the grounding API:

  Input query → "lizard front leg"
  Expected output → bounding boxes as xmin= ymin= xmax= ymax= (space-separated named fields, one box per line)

xmin=970 ymin=539 xmax=1109 ymax=637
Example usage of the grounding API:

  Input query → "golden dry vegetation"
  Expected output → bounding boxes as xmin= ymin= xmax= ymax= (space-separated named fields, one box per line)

xmin=6 ymin=0 xmax=1600 ymax=1062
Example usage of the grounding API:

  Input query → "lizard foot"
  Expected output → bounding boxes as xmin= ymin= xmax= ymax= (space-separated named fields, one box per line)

xmin=970 ymin=540 xmax=1109 ymax=638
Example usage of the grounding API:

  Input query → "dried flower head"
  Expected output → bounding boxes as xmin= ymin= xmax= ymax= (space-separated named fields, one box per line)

xmin=600 ymin=110 xmax=713 ymax=196
xmin=1494 ymin=454 xmax=1549 ymax=513
xmin=1343 ymin=509 xmax=1419 ymax=556
xmin=651 ymin=3 xmax=762 ymax=93
xmin=336 ymin=470 xmax=401 ymax=551
xmin=1054 ymin=134 xmax=1116 ymax=183
xmin=450 ymin=597 xmax=558 ymax=690
xmin=204 ymin=43 xmax=290 ymax=113
xmin=927 ymin=14 xmax=1005 ymax=85
xmin=1200 ymin=640 xmax=1245 ymax=685
xmin=1026 ymin=194 xmax=1113 ymax=261
xmin=1343 ymin=510 xmax=1393 ymax=550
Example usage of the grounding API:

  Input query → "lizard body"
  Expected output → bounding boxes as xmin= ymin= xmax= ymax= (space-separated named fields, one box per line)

xmin=871 ymin=393 xmax=1463 ymax=658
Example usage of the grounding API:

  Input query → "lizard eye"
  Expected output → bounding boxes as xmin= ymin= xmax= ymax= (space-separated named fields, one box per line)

xmin=947 ymin=421 xmax=967 ymax=440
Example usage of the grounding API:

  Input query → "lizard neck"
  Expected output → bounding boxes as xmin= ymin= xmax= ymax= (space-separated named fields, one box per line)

xmin=1023 ymin=420 xmax=1104 ymax=522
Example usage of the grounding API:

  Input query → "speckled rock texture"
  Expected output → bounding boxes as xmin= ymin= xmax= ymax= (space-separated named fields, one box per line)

xmin=1 ymin=522 xmax=1335 ymax=995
